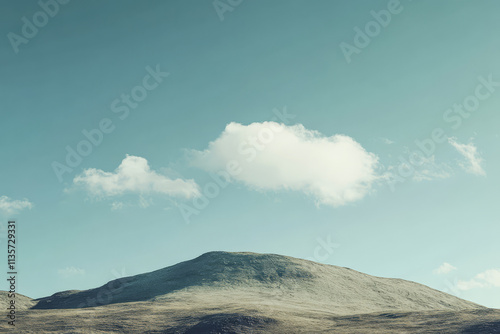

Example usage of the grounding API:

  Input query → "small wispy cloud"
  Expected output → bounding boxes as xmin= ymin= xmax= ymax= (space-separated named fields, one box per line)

xmin=381 ymin=137 xmax=394 ymax=145
xmin=412 ymin=155 xmax=453 ymax=182
xmin=58 ymin=266 xmax=85 ymax=279
xmin=0 ymin=196 xmax=33 ymax=215
xmin=456 ymin=268 xmax=500 ymax=291
xmin=110 ymin=201 xmax=124 ymax=211
xmin=433 ymin=262 xmax=457 ymax=275
xmin=138 ymin=195 xmax=153 ymax=208
xmin=448 ymin=138 xmax=486 ymax=176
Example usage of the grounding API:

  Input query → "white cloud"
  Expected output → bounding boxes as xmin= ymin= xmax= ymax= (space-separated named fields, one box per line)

xmin=58 ymin=266 xmax=85 ymax=279
xmin=456 ymin=279 xmax=485 ymax=291
xmin=110 ymin=201 xmax=124 ymax=211
xmin=433 ymin=262 xmax=457 ymax=275
xmin=476 ymin=269 xmax=500 ymax=286
xmin=381 ymin=137 xmax=394 ymax=145
xmin=0 ymin=196 xmax=33 ymax=215
xmin=189 ymin=122 xmax=380 ymax=207
xmin=456 ymin=268 xmax=500 ymax=291
xmin=73 ymin=155 xmax=200 ymax=200
xmin=448 ymin=138 xmax=486 ymax=176
xmin=412 ymin=156 xmax=453 ymax=182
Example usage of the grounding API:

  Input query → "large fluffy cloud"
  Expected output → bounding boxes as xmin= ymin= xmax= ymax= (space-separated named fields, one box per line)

xmin=189 ymin=122 xmax=380 ymax=207
xmin=448 ymin=138 xmax=486 ymax=176
xmin=0 ymin=196 xmax=33 ymax=215
xmin=73 ymin=155 xmax=200 ymax=199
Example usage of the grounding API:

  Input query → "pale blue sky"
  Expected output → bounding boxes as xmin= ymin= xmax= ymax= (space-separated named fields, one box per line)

xmin=1 ymin=0 xmax=499 ymax=308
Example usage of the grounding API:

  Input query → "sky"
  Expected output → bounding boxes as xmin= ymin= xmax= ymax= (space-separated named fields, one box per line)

xmin=0 ymin=0 xmax=499 ymax=309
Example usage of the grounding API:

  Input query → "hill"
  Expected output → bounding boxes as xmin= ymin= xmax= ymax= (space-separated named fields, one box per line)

xmin=1 ymin=251 xmax=498 ymax=333
xmin=32 ymin=251 xmax=483 ymax=314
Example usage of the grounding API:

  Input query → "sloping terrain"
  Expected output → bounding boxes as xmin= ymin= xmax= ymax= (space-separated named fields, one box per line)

xmin=32 ymin=251 xmax=483 ymax=313
xmin=1 ymin=251 xmax=498 ymax=333
xmin=0 ymin=291 xmax=35 ymax=310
